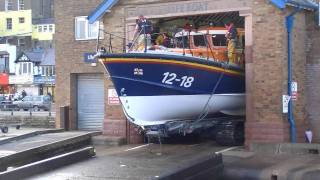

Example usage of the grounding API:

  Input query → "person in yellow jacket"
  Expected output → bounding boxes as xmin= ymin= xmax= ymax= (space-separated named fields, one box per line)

xmin=224 ymin=21 xmax=237 ymax=64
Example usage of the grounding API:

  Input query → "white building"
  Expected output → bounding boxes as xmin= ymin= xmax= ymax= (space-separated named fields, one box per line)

xmin=9 ymin=49 xmax=55 ymax=97
xmin=9 ymin=51 xmax=41 ymax=96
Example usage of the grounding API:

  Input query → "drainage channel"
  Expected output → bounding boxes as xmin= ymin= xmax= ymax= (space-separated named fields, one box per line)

xmin=0 ymin=131 xmax=99 ymax=179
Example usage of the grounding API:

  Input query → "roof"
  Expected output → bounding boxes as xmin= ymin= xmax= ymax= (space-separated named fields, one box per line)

xmin=270 ymin=0 xmax=318 ymax=10
xmin=87 ymin=0 xmax=119 ymax=24
xmin=40 ymin=49 xmax=55 ymax=66
xmin=24 ymin=51 xmax=43 ymax=63
xmin=16 ymin=49 xmax=54 ymax=64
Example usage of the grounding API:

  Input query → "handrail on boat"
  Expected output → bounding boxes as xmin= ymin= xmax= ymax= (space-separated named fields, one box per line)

xmin=95 ymin=27 xmax=245 ymax=67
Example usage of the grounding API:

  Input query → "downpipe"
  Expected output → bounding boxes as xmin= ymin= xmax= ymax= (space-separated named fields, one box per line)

xmin=286 ymin=8 xmax=301 ymax=143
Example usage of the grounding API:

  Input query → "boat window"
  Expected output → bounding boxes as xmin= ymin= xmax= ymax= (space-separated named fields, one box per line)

xmin=212 ymin=34 xmax=227 ymax=46
xmin=175 ymin=36 xmax=190 ymax=48
xmin=193 ymin=35 xmax=206 ymax=47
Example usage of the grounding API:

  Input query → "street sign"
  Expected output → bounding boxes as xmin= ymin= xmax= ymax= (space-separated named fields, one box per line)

xmin=283 ymin=95 xmax=291 ymax=113
xmin=291 ymin=81 xmax=298 ymax=101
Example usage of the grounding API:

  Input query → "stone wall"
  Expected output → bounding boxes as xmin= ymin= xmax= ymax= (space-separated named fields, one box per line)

xmin=0 ymin=116 xmax=55 ymax=128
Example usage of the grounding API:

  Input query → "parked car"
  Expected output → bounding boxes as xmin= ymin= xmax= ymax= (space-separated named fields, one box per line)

xmin=0 ymin=96 xmax=7 ymax=104
xmin=13 ymin=95 xmax=52 ymax=111
xmin=0 ymin=95 xmax=18 ymax=111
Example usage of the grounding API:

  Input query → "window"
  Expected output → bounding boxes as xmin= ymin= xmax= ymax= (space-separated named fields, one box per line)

xmin=41 ymin=67 xmax=45 ymax=76
xmin=34 ymin=96 xmax=41 ymax=101
xmin=23 ymin=96 xmax=32 ymax=101
xmin=176 ymin=36 xmax=190 ymax=48
xmin=38 ymin=26 xmax=42 ymax=32
xmin=43 ymin=25 xmax=47 ymax=32
xmin=5 ymin=0 xmax=13 ymax=11
xmin=21 ymin=62 xmax=32 ymax=74
xmin=49 ymin=25 xmax=53 ymax=32
xmin=48 ymin=66 xmax=53 ymax=76
xmin=193 ymin=35 xmax=206 ymax=47
xmin=52 ymin=67 xmax=55 ymax=76
xmin=28 ymin=63 xmax=31 ymax=74
xmin=18 ymin=38 xmax=25 ymax=47
xmin=18 ymin=0 xmax=24 ymax=10
xmin=23 ymin=63 xmax=27 ymax=74
xmin=75 ymin=16 xmax=100 ymax=40
xmin=19 ymin=17 xmax=25 ymax=23
xmin=6 ymin=38 xmax=13 ymax=44
xmin=212 ymin=34 xmax=227 ymax=47
xmin=6 ymin=18 xmax=12 ymax=30
xmin=46 ymin=66 xmax=49 ymax=76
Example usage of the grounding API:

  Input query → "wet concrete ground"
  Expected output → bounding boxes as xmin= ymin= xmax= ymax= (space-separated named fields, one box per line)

xmin=27 ymin=142 xmax=230 ymax=180
xmin=25 ymin=142 xmax=320 ymax=180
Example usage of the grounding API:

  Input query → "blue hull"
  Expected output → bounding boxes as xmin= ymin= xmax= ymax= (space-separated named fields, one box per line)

xmin=101 ymin=53 xmax=245 ymax=97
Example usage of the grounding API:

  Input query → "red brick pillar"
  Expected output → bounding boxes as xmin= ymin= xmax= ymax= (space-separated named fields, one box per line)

xmin=103 ymin=85 xmax=143 ymax=144
xmin=245 ymin=1 xmax=308 ymax=146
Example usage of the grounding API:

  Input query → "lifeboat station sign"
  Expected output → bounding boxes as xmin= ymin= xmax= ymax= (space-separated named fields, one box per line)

xmin=83 ymin=52 xmax=97 ymax=63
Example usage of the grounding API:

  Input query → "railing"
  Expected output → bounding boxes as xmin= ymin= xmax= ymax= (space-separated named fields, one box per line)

xmin=96 ymin=28 xmax=245 ymax=66
xmin=0 ymin=104 xmax=54 ymax=117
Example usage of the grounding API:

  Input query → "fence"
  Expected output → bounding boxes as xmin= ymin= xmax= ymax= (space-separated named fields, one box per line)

xmin=0 ymin=104 xmax=55 ymax=117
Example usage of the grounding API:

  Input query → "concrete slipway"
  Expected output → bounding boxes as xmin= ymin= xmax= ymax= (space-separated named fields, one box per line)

xmin=1 ymin=128 xmax=320 ymax=180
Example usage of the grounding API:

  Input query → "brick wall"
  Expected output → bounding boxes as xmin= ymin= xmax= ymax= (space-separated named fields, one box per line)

xmin=246 ymin=0 xmax=309 ymax=144
xmin=54 ymin=0 xmax=107 ymax=129
xmin=306 ymin=10 xmax=320 ymax=142
xmin=54 ymin=0 xmax=143 ymax=143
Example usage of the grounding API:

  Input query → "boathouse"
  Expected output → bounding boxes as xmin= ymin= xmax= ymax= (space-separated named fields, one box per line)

xmin=54 ymin=0 xmax=320 ymax=145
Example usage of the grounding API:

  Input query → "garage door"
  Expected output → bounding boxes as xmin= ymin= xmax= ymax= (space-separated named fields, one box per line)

xmin=77 ymin=74 xmax=104 ymax=130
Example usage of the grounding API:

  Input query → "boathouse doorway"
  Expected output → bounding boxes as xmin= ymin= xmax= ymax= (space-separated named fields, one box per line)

xmin=124 ymin=8 xmax=248 ymax=144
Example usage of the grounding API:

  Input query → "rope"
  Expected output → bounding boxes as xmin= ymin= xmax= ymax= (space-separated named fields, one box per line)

xmin=183 ymin=62 xmax=230 ymax=133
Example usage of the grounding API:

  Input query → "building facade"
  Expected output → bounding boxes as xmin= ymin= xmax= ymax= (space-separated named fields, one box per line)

xmin=9 ymin=49 xmax=55 ymax=98
xmin=0 ymin=43 xmax=15 ymax=93
xmin=0 ymin=0 xmax=55 ymax=98
xmin=54 ymin=0 xmax=320 ymax=145
xmin=0 ymin=0 xmax=54 ymax=51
